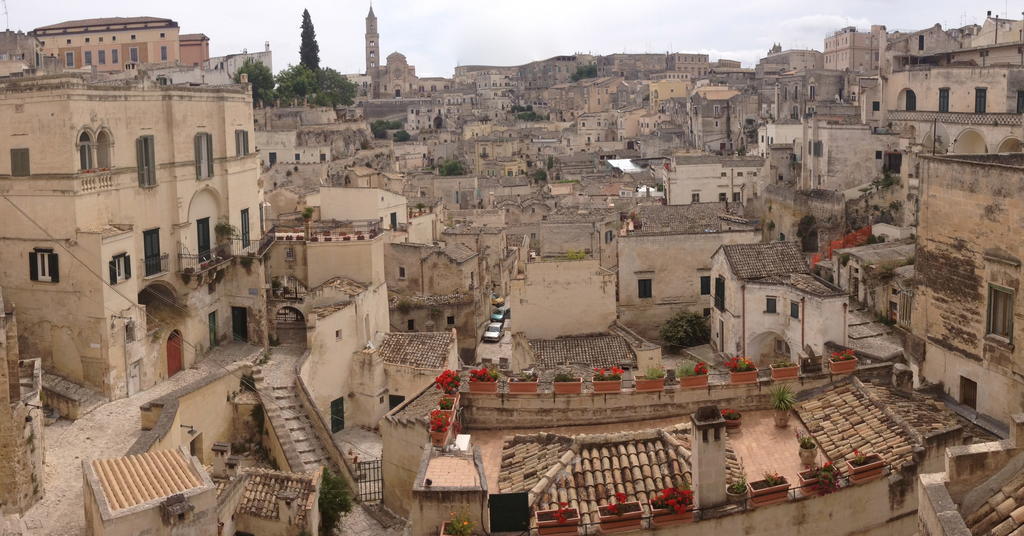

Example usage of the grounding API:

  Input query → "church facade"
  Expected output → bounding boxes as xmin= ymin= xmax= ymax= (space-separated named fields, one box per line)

xmin=365 ymin=6 xmax=454 ymax=99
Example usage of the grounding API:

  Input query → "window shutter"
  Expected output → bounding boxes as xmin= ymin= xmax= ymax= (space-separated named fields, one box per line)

xmin=124 ymin=255 xmax=131 ymax=279
xmin=244 ymin=131 xmax=249 ymax=154
xmin=146 ymin=137 xmax=156 ymax=185
xmin=109 ymin=260 xmax=117 ymax=284
xmin=28 ymin=251 xmax=38 ymax=281
xmin=49 ymin=253 xmax=59 ymax=283
xmin=206 ymin=134 xmax=214 ymax=177
xmin=136 ymin=137 xmax=145 ymax=185
xmin=194 ymin=135 xmax=202 ymax=178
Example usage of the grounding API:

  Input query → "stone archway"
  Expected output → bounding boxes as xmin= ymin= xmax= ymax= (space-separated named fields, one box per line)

xmin=747 ymin=330 xmax=793 ymax=367
xmin=274 ymin=306 xmax=307 ymax=347
xmin=952 ymin=129 xmax=987 ymax=154
xmin=996 ymin=137 xmax=1024 ymax=153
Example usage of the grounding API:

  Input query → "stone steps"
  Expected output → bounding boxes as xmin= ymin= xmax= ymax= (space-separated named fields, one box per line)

xmin=255 ymin=375 xmax=333 ymax=473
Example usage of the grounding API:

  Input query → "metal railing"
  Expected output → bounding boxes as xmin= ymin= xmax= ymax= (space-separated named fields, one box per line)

xmin=142 ymin=253 xmax=169 ymax=277
xmin=887 ymin=110 xmax=1023 ymax=126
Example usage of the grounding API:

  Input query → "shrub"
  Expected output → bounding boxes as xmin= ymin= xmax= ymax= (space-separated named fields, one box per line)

xmin=677 ymin=362 xmax=708 ymax=377
xmin=319 ymin=469 xmax=353 ymax=534
xmin=392 ymin=130 xmax=411 ymax=142
xmin=553 ymin=373 xmax=579 ymax=382
xmin=644 ymin=367 xmax=666 ymax=379
xmin=770 ymin=385 xmax=796 ymax=411
xmin=660 ymin=311 xmax=710 ymax=348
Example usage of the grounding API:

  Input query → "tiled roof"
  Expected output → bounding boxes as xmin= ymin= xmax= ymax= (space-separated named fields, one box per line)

xmin=442 ymin=243 xmax=478 ymax=263
xmin=528 ymin=335 xmax=637 ymax=369
xmin=34 ymin=16 xmax=174 ymax=31
xmin=378 ymin=332 xmax=454 ymax=369
xmin=234 ymin=468 xmax=318 ymax=526
xmin=544 ymin=207 xmax=619 ymax=224
xmin=964 ymin=471 xmax=1024 ymax=535
xmin=757 ymin=273 xmax=846 ymax=297
xmin=721 ymin=241 xmax=809 ymax=280
xmin=498 ymin=433 xmax=574 ymax=493
xmin=860 ymin=384 xmax=995 ymax=443
xmin=91 ymin=450 xmax=204 ymax=511
xmin=388 ymin=385 xmax=443 ymax=423
xmin=633 ymin=203 xmax=754 ymax=235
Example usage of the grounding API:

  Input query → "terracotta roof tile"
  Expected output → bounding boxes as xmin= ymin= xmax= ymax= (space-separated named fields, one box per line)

xmin=91 ymin=449 xmax=204 ymax=511
xmin=528 ymin=335 xmax=637 ymax=369
xmin=378 ymin=332 xmax=454 ymax=369
xmin=722 ymin=241 xmax=809 ymax=280
xmin=633 ymin=203 xmax=754 ymax=235
xmin=234 ymin=468 xmax=319 ymax=526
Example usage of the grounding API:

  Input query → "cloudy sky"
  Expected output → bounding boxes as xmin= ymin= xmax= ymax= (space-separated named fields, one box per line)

xmin=6 ymin=1 xmax=1006 ymax=75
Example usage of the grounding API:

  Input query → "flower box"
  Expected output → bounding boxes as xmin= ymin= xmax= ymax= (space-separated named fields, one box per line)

xmin=553 ymin=378 xmax=582 ymax=394
xmin=829 ymin=357 xmax=858 ymax=374
xmin=429 ymin=429 xmax=448 ymax=448
xmin=748 ymin=476 xmax=789 ymax=507
xmin=592 ymin=379 xmax=622 ymax=393
xmin=679 ymin=374 xmax=708 ymax=388
xmin=730 ymin=369 xmax=759 ymax=384
xmin=343 ymin=236 xmax=352 ymax=241
xmin=357 ymin=235 xmax=366 ymax=240
xmin=508 ymin=381 xmax=538 ymax=394
xmin=437 ymin=394 xmax=460 ymax=412
xmin=535 ymin=507 xmax=579 ymax=535
xmin=468 ymin=381 xmax=498 ymax=394
xmin=650 ymin=505 xmax=693 ymax=527
xmin=597 ymin=501 xmax=643 ymax=533
xmin=634 ymin=378 xmax=665 ymax=392
xmin=798 ymin=469 xmax=821 ymax=497
xmin=649 ymin=487 xmax=695 ymax=527
xmin=846 ymin=454 xmax=884 ymax=484
xmin=770 ymin=364 xmax=799 ymax=381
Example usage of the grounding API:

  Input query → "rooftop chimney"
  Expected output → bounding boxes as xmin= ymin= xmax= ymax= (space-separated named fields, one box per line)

xmin=690 ymin=405 xmax=728 ymax=509
xmin=276 ymin=489 xmax=300 ymax=525
xmin=226 ymin=455 xmax=242 ymax=479
xmin=211 ymin=442 xmax=230 ymax=478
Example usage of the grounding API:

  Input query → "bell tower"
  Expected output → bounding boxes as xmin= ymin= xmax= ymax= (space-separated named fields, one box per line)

xmin=365 ymin=5 xmax=380 ymax=98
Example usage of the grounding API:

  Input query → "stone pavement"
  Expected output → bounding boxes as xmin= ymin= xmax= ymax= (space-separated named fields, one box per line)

xmin=337 ymin=503 xmax=405 ymax=536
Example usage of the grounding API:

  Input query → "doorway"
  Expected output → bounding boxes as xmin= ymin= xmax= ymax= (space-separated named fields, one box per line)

xmin=330 ymin=397 xmax=345 ymax=433
xmin=231 ymin=306 xmax=248 ymax=342
xmin=167 ymin=330 xmax=183 ymax=377
xmin=208 ymin=311 xmax=218 ymax=348
xmin=196 ymin=217 xmax=211 ymax=262
xmin=960 ymin=376 xmax=978 ymax=410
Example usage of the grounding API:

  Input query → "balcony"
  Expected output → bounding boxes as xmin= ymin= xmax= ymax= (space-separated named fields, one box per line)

xmin=887 ymin=110 xmax=1022 ymax=127
xmin=176 ymin=236 xmax=268 ymax=276
xmin=267 ymin=219 xmax=383 ymax=243
xmin=142 ymin=253 xmax=169 ymax=278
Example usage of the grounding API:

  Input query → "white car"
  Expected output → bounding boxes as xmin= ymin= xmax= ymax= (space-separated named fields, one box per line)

xmin=482 ymin=322 xmax=503 ymax=343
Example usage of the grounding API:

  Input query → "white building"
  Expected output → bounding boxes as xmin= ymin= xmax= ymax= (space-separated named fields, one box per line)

xmin=664 ymin=155 xmax=765 ymax=206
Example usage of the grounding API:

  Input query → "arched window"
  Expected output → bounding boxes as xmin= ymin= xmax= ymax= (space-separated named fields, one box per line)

xmin=78 ymin=131 xmax=94 ymax=170
xmin=905 ymin=90 xmax=917 ymax=111
xmin=96 ymin=130 xmax=112 ymax=169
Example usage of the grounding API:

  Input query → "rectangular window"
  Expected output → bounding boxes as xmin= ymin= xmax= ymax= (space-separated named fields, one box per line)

xmin=732 ymin=192 xmax=741 ymax=202
xmin=29 ymin=248 xmax=59 ymax=283
xmin=285 ymin=247 xmax=295 ymax=261
xmin=129 ymin=47 xmax=138 ymax=63
xmin=700 ymin=276 xmax=711 ymax=295
xmin=790 ymin=302 xmax=800 ymax=319
xmin=987 ymin=285 xmax=1013 ymax=340
xmin=111 ymin=49 xmax=119 ymax=64
xmin=234 ymin=130 xmax=250 ymax=156
xmin=718 ymin=193 xmax=727 ymax=202
xmin=875 ymin=150 xmax=882 ymax=160
xmin=336 ymin=329 xmax=344 ymax=340
xmin=975 ymin=88 xmax=987 ymax=114
xmin=143 ymin=228 xmax=162 ymax=276
xmin=938 ymin=88 xmax=949 ymax=112
xmin=160 ymin=46 xmax=168 ymax=61
xmin=918 ymin=35 xmax=925 ymax=51
xmin=136 ymin=136 xmax=156 ymax=187
xmin=268 ymin=152 xmax=277 ymax=165
xmin=766 ymin=297 xmax=777 ymax=313
xmin=194 ymin=133 xmax=213 ymax=179
xmin=10 ymin=148 xmax=30 ymax=176
xmin=691 ymin=193 xmax=700 ymax=203
xmin=109 ymin=253 xmax=132 ymax=284
xmin=637 ymin=278 xmax=653 ymax=299
xmin=240 ymin=209 xmax=250 ymax=248
xmin=84 ymin=51 xmax=92 ymax=65
xmin=407 ymin=319 xmax=415 ymax=330
xmin=1017 ymin=91 xmax=1024 ymax=114
xmin=871 ymin=101 xmax=880 ymax=112
xmin=98 ymin=50 xmax=106 ymax=64
xmin=294 ymin=153 xmax=300 ymax=161
xmin=398 ymin=266 xmax=406 ymax=279
xmin=65 ymin=51 xmax=74 ymax=67
xmin=447 ymin=315 xmax=455 ymax=325
xmin=960 ymin=376 xmax=978 ymax=410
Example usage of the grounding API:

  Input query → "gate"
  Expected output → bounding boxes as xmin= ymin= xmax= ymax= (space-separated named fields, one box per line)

xmin=488 ymin=492 xmax=530 ymax=532
xmin=355 ymin=459 xmax=383 ymax=502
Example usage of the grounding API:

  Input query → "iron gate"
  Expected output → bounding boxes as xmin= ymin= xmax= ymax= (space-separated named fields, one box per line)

xmin=355 ymin=459 xmax=383 ymax=502
xmin=489 ymin=492 xmax=530 ymax=532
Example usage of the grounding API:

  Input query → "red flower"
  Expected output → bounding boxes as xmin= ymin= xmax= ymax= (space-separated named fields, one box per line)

xmin=615 ymin=492 xmax=627 ymax=503
xmin=468 ymin=367 xmax=499 ymax=382
xmin=724 ymin=356 xmax=755 ymax=372
xmin=693 ymin=362 xmax=708 ymax=375
xmin=721 ymin=408 xmax=741 ymax=420
xmin=434 ymin=370 xmax=461 ymax=394
xmin=651 ymin=486 xmax=693 ymax=514
xmin=428 ymin=409 xmax=451 ymax=433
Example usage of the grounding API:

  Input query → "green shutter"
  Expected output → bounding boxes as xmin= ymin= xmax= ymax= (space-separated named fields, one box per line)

xmin=194 ymin=134 xmax=202 ymax=179
xmin=48 ymin=253 xmax=59 ymax=283
xmin=28 ymin=251 xmax=37 ymax=281
xmin=124 ymin=255 xmax=131 ymax=279
xmin=136 ymin=138 xmax=145 ymax=185
xmin=146 ymin=136 xmax=156 ymax=185
xmin=206 ymin=134 xmax=214 ymax=177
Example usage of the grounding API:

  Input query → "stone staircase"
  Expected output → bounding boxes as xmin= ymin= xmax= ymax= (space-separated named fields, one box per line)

xmin=253 ymin=367 xmax=331 ymax=473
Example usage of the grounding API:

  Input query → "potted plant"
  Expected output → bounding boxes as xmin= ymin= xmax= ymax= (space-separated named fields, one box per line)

xmin=770 ymin=359 xmax=799 ymax=380
xmin=726 ymin=479 xmax=747 ymax=505
xmin=597 ymin=492 xmax=643 ymax=532
xmin=796 ymin=432 xmax=817 ymax=466
xmin=468 ymin=367 xmax=500 ymax=393
xmin=440 ymin=511 xmax=474 ymax=535
xmin=649 ymin=485 xmax=694 ymax=526
xmin=678 ymin=362 xmax=709 ymax=388
xmin=508 ymin=371 xmax=539 ymax=394
xmin=302 ymin=207 xmax=314 ymax=221
xmin=437 ymin=393 xmax=459 ymax=419
xmin=770 ymin=385 xmax=796 ymax=427
xmin=799 ymin=462 xmax=841 ymax=497
xmin=428 ymin=409 xmax=451 ymax=447
xmin=635 ymin=367 xmax=666 ymax=392
xmin=846 ymin=450 xmax=885 ymax=484
xmin=725 ymin=356 xmax=758 ymax=384
xmin=592 ymin=367 xmax=624 ymax=393
xmin=433 ymin=370 xmax=461 ymax=395
xmin=721 ymin=408 xmax=742 ymax=429
xmin=748 ymin=471 xmax=789 ymax=507
xmin=829 ymin=349 xmax=858 ymax=374
xmin=535 ymin=502 xmax=579 ymax=535
xmin=552 ymin=373 xmax=582 ymax=394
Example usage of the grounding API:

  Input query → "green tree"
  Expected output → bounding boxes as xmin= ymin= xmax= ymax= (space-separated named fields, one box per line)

xmin=438 ymin=159 xmax=465 ymax=176
xmin=233 ymin=59 xmax=275 ymax=107
xmin=393 ymin=130 xmax=411 ymax=142
xmin=571 ymin=64 xmax=598 ymax=82
xmin=546 ymin=155 xmax=555 ymax=170
xmin=660 ymin=311 xmax=711 ymax=349
xmin=299 ymin=9 xmax=320 ymax=72
xmin=532 ymin=169 xmax=547 ymax=182
xmin=275 ymin=64 xmax=319 ymax=105
xmin=318 ymin=469 xmax=352 ymax=534
xmin=313 ymin=67 xmax=357 ymax=107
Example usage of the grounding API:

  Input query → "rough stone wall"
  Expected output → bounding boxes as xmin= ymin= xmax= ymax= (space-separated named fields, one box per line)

xmin=761 ymin=185 xmax=846 ymax=252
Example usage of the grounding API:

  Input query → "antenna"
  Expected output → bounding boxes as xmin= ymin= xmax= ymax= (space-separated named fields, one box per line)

xmin=2 ymin=0 xmax=9 ymax=31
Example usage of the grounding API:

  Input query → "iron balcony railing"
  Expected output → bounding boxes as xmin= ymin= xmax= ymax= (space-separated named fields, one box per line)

xmin=177 ymin=236 xmax=267 ymax=275
xmin=142 ymin=253 xmax=169 ymax=277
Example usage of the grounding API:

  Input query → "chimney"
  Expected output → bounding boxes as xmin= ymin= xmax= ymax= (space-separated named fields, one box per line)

xmin=690 ymin=405 xmax=728 ymax=509
xmin=265 ymin=41 xmax=270 ymax=52
xmin=239 ymin=73 xmax=249 ymax=84
xmin=211 ymin=442 xmax=230 ymax=478
xmin=276 ymin=489 xmax=300 ymax=525
xmin=891 ymin=363 xmax=914 ymax=395
xmin=226 ymin=455 xmax=242 ymax=478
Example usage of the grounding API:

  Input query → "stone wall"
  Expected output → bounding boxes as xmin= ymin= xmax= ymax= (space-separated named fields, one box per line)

xmin=510 ymin=258 xmax=616 ymax=339
xmin=761 ymin=185 xmax=846 ymax=252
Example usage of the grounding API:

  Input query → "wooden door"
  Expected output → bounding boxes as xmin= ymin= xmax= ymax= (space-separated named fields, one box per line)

xmin=231 ymin=307 xmax=248 ymax=342
xmin=167 ymin=331 xmax=183 ymax=377
xmin=196 ymin=217 xmax=211 ymax=261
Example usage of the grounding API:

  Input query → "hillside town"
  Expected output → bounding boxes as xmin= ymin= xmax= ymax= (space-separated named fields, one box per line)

xmin=1 ymin=5 xmax=1024 ymax=536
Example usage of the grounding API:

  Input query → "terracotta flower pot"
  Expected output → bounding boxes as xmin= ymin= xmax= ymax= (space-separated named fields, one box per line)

xmin=553 ymin=379 xmax=582 ymax=394
xmin=726 ymin=487 xmax=747 ymax=505
xmin=597 ymin=501 xmax=643 ymax=532
xmin=429 ymin=429 xmax=447 ymax=447
xmin=748 ymin=477 xmax=789 ymax=507
xmin=635 ymin=378 xmax=665 ymax=392
xmin=730 ymin=369 xmax=759 ymax=384
xmin=437 ymin=394 xmax=460 ymax=412
xmin=770 ymin=364 xmax=799 ymax=380
xmin=508 ymin=381 xmax=538 ymax=394
xmin=679 ymin=374 xmax=708 ymax=388
xmin=724 ymin=416 xmax=741 ymax=429
xmin=774 ymin=410 xmax=790 ymax=428
xmin=650 ymin=505 xmax=694 ymax=527
xmin=846 ymin=454 xmax=884 ymax=484
xmin=592 ymin=379 xmax=622 ymax=393
xmin=535 ymin=508 xmax=579 ymax=535
xmin=468 ymin=381 xmax=498 ymax=393
xmin=798 ymin=469 xmax=821 ymax=497
xmin=799 ymin=445 xmax=817 ymax=466
xmin=829 ymin=357 xmax=858 ymax=374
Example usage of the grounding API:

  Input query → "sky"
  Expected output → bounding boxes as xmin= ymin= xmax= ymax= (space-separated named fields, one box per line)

xmin=4 ymin=1 xmax=1010 ymax=76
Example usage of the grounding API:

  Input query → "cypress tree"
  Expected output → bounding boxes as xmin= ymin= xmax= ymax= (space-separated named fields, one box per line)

xmin=299 ymin=9 xmax=320 ymax=72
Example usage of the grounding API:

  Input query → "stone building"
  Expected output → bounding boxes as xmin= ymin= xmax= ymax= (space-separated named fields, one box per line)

xmin=616 ymin=203 xmax=760 ymax=340
xmin=710 ymin=241 xmax=848 ymax=366
xmin=831 ymin=240 xmax=916 ymax=321
xmin=538 ymin=207 xmax=620 ymax=270
xmin=510 ymin=257 xmax=616 ymax=339
xmin=0 ymin=74 xmax=266 ymax=400
xmin=824 ymin=26 xmax=883 ymax=72
xmin=664 ymin=155 xmax=764 ymax=205
xmin=364 ymin=7 xmax=453 ymax=99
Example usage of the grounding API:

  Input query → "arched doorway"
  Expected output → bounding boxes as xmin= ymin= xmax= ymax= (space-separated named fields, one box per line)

xmin=167 ymin=330 xmax=183 ymax=377
xmin=898 ymin=89 xmax=917 ymax=111
xmin=996 ymin=137 xmax=1024 ymax=153
xmin=952 ymin=129 xmax=987 ymax=154
xmin=275 ymin=306 xmax=307 ymax=346
xmin=433 ymin=114 xmax=443 ymax=129
xmin=748 ymin=331 xmax=792 ymax=367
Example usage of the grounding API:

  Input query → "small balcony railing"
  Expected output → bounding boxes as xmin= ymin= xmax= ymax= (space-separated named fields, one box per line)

xmin=142 ymin=253 xmax=169 ymax=277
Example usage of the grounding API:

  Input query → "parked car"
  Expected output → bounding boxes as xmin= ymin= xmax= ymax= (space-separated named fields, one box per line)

xmin=491 ymin=293 xmax=505 ymax=307
xmin=482 ymin=322 xmax=503 ymax=343
xmin=491 ymin=305 xmax=511 ymax=323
